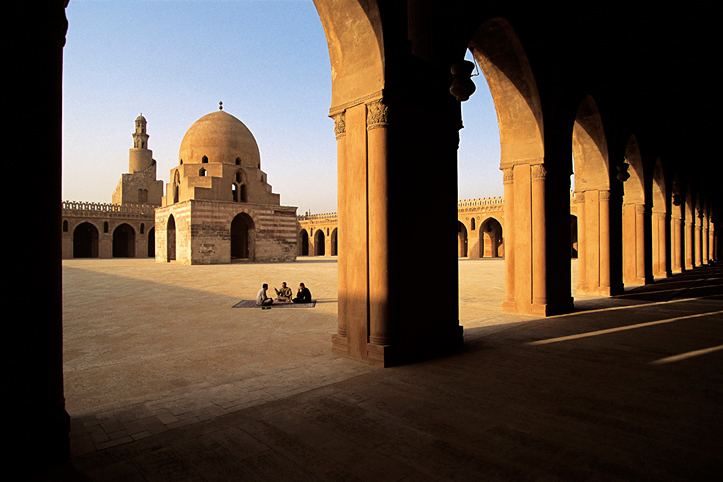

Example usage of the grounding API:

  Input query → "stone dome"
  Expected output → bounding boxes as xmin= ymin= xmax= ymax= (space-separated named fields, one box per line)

xmin=178 ymin=110 xmax=261 ymax=168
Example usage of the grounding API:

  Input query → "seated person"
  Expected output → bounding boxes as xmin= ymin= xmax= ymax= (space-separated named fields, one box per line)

xmin=274 ymin=282 xmax=293 ymax=302
xmin=292 ymin=282 xmax=312 ymax=304
xmin=256 ymin=283 xmax=273 ymax=307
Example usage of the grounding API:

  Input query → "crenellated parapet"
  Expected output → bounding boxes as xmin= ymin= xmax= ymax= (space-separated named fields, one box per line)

xmin=62 ymin=201 xmax=157 ymax=218
xmin=296 ymin=212 xmax=338 ymax=222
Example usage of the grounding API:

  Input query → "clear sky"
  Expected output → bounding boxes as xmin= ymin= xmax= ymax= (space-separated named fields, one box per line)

xmin=62 ymin=0 xmax=502 ymax=215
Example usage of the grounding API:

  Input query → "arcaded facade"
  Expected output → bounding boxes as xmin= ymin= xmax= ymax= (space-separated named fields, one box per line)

xmin=61 ymin=115 xmax=162 ymax=259
xmin=19 ymin=2 xmax=721 ymax=467
xmin=155 ymin=107 xmax=298 ymax=264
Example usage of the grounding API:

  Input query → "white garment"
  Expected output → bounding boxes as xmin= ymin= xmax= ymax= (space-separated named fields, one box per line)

xmin=256 ymin=288 xmax=268 ymax=306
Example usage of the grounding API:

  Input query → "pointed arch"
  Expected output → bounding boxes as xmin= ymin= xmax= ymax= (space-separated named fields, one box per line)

xmin=572 ymin=95 xmax=614 ymax=295
xmin=231 ymin=213 xmax=255 ymax=260
xmin=621 ymin=135 xmax=648 ymax=284
xmin=167 ymin=215 xmax=177 ymax=262
xmin=651 ymin=159 xmax=669 ymax=278
xmin=469 ymin=18 xmax=544 ymax=167
xmin=72 ymin=222 xmax=99 ymax=258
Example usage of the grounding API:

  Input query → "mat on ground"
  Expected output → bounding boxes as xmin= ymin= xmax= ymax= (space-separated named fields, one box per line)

xmin=233 ymin=300 xmax=316 ymax=308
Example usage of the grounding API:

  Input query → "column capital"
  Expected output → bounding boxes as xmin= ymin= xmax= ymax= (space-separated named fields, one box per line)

xmin=332 ymin=111 xmax=346 ymax=139
xmin=502 ymin=168 xmax=514 ymax=185
xmin=531 ymin=163 xmax=547 ymax=182
xmin=366 ymin=98 xmax=389 ymax=130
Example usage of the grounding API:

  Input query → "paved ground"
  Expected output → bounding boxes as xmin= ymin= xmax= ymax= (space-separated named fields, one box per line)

xmin=40 ymin=258 xmax=723 ymax=480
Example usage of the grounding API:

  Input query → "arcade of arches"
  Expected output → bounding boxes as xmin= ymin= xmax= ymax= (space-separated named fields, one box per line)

xmin=19 ymin=1 xmax=720 ymax=469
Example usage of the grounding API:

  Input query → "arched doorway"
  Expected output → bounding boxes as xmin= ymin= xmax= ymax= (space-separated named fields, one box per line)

xmin=112 ymin=223 xmax=136 ymax=258
xmin=73 ymin=222 xmax=99 ymax=258
xmin=231 ymin=212 xmax=255 ymax=260
xmin=330 ymin=228 xmax=338 ymax=256
xmin=572 ymin=95 xmax=615 ymax=296
xmin=621 ymin=135 xmax=647 ymax=285
xmin=299 ymin=229 xmax=309 ymax=256
xmin=457 ymin=221 xmax=468 ymax=257
xmin=651 ymin=159 xmax=668 ymax=278
xmin=314 ymin=229 xmax=326 ymax=256
xmin=147 ymin=228 xmax=155 ymax=258
xmin=167 ymin=215 xmax=176 ymax=262
xmin=480 ymin=218 xmax=503 ymax=258
xmin=469 ymin=18 xmax=554 ymax=315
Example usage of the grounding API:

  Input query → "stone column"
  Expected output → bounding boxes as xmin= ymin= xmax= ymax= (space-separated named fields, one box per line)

xmin=653 ymin=211 xmax=669 ymax=277
xmin=695 ymin=209 xmax=703 ymax=267
xmin=502 ymin=168 xmax=515 ymax=310
xmin=599 ymin=190 xmax=611 ymax=293
xmin=575 ymin=191 xmax=587 ymax=294
xmin=670 ymin=206 xmax=683 ymax=273
xmin=331 ymin=111 xmax=348 ymax=351
xmin=685 ymin=216 xmax=694 ymax=270
xmin=622 ymin=202 xmax=647 ymax=284
xmin=531 ymin=164 xmax=548 ymax=309
xmin=366 ymin=99 xmax=391 ymax=347
xmin=702 ymin=212 xmax=709 ymax=264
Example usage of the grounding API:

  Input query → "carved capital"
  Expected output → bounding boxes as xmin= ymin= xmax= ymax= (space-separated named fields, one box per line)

xmin=531 ymin=164 xmax=547 ymax=182
xmin=574 ymin=192 xmax=585 ymax=203
xmin=502 ymin=168 xmax=514 ymax=185
xmin=366 ymin=99 xmax=388 ymax=130
xmin=599 ymin=190 xmax=611 ymax=202
xmin=332 ymin=111 xmax=346 ymax=139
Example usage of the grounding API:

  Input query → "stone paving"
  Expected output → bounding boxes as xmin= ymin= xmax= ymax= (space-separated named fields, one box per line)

xmin=40 ymin=258 xmax=723 ymax=480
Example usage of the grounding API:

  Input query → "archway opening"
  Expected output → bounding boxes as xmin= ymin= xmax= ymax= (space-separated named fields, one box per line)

xmin=299 ymin=229 xmax=309 ymax=256
xmin=231 ymin=212 xmax=255 ymax=260
xmin=571 ymin=95 xmax=613 ymax=298
xmin=147 ymin=227 xmax=155 ymax=258
xmin=112 ymin=223 xmax=136 ymax=258
xmin=73 ymin=222 xmax=99 ymax=258
xmin=330 ymin=227 xmax=338 ymax=256
xmin=480 ymin=217 xmax=503 ymax=258
xmin=457 ymin=221 xmax=468 ymax=257
xmin=314 ymin=229 xmax=326 ymax=256
xmin=167 ymin=215 xmax=176 ymax=262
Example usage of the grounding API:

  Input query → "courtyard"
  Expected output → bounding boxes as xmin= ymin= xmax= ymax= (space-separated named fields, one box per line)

xmin=54 ymin=258 xmax=723 ymax=480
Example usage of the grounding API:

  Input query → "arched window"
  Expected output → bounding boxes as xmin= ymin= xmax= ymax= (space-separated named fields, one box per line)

xmin=235 ymin=157 xmax=241 ymax=165
xmin=103 ymin=222 xmax=109 ymax=233
xmin=62 ymin=220 xmax=68 ymax=232
xmin=140 ymin=223 xmax=145 ymax=234
xmin=471 ymin=218 xmax=476 ymax=230
xmin=199 ymin=168 xmax=207 ymax=177
xmin=202 ymin=155 xmax=208 ymax=164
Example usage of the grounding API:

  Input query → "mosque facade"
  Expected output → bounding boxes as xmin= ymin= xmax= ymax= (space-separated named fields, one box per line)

xmin=154 ymin=107 xmax=298 ymax=264
xmin=61 ymin=115 xmax=160 ymax=259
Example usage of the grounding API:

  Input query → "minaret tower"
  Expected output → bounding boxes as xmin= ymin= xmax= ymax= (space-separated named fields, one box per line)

xmin=112 ymin=114 xmax=164 ymax=205
xmin=129 ymin=114 xmax=154 ymax=174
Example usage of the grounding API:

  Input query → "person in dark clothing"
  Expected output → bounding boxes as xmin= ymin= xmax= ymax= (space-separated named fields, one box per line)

xmin=293 ymin=282 xmax=312 ymax=303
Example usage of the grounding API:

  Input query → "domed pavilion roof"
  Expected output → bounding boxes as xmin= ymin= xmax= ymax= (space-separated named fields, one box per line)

xmin=178 ymin=110 xmax=260 ymax=168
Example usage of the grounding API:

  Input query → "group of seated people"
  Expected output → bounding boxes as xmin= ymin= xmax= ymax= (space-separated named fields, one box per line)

xmin=256 ymin=282 xmax=312 ymax=307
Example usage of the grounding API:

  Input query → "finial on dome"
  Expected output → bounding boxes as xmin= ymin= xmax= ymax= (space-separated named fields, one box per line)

xmin=219 ymin=101 xmax=223 ymax=111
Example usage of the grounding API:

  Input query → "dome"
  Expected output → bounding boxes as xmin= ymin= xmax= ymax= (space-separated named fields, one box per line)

xmin=178 ymin=110 xmax=261 ymax=168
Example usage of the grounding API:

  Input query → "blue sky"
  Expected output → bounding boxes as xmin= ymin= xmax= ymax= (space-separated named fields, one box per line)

xmin=62 ymin=0 xmax=502 ymax=214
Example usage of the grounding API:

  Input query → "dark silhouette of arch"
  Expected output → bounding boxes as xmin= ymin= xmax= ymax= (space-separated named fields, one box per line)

xmin=167 ymin=215 xmax=176 ymax=261
xmin=147 ymin=228 xmax=155 ymax=258
xmin=299 ymin=230 xmax=309 ymax=256
xmin=112 ymin=224 xmax=136 ymax=258
xmin=73 ymin=222 xmax=99 ymax=258
xmin=231 ymin=213 xmax=255 ymax=260
xmin=458 ymin=221 xmax=468 ymax=257
xmin=314 ymin=229 xmax=326 ymax=256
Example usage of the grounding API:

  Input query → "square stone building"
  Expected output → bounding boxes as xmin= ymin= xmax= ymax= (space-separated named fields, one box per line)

xmin=155 ymin=106 xmax=297 ymax=264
